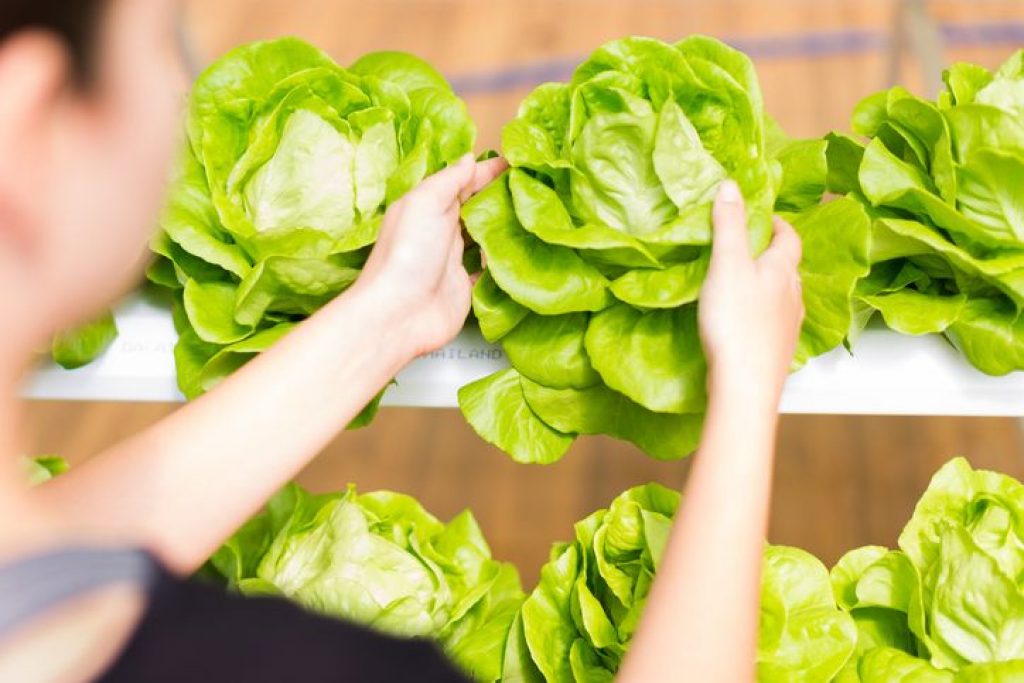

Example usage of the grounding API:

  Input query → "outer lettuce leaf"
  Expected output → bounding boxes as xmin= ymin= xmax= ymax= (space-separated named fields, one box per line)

xmin=946 ymin=298 xmax=1024 ymax=376
xmin=957 ymin=659 xmax=1024 ymax=681
xmin=928 ymin=528 xmax=1024 ymax=669
xmin=584 ymin=303 xmax=706 ymax=414
xmin=463 ymin=175 xmax=612 ymax=316
xmin=443 ymin=563 xmax=526 ymax=682
xmin=501 ymin=312 xmax=598 ymax=390
xmin=472 ymin=271 xmax=529 ymax=343
xmin=757 ymin=546 xmax=858 ymax=681
xmin=457 ymin=369 xmax=574 ymax=465
xmin=786 ymin=198 xmax=872 ymax=366
xmin=520 ymin=378 xmax=703 ymax=461
xmin=855 ymin=647 xmax=954 ymax=682
xmin=51 ymin=311 xmax=118 ymax=370
xmin=23 ymin=456 xmax=69 ymax=485
xmin=774 ymin=138 xmax=828 ymax=212
xmin=519 ymin=544 xmax=581 ymax=682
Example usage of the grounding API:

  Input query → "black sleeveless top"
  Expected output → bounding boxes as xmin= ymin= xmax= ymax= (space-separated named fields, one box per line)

xmin=0 ymin=548 xmax=469 ymax=683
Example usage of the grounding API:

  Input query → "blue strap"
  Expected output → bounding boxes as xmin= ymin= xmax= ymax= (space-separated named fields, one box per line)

xmin=0 ymin=548 xmax=157 ymax=637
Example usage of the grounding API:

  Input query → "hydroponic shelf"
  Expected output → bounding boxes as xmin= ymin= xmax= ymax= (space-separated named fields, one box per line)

xmin=23 ymin=295 xmax=1024 ymax=416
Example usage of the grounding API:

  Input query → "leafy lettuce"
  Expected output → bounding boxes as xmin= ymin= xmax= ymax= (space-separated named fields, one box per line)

xmin=504 ymin=483 xmax=857 ymax=682
xmin=151 ymin=38 xmax=475 ymax=408
xmin=51 ymin=311 xmax=118 ymax=370
xmin=827 ymin=50 xmax=1024 ymax=374
xmin=832 ymin=457 xmax=1024 ymax=679
xmin=209 ymin=483 xmax=523 ymax=682
xmin=459 ymin=36 xmax=870 ymax=464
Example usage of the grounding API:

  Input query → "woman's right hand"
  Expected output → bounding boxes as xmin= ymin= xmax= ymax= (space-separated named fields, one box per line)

xmin=698 ymin=180 xmax=804 ymax=408
xmin=619 ymin=180 xmax=803 ymax=683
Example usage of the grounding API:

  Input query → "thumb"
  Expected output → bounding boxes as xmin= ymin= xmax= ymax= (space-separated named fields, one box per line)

xmin=758 ymin=216 xmax=803 ymax=270
xmin=709 ymin=180 xmax=752 ymax=268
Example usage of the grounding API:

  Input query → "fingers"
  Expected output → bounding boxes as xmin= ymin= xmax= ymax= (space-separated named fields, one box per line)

xmin=710 ymin=180 xmax=752 ymax=268
xmin=759 ymin=216 xmax=803 ymax=271
xmin=446 ymin=231 xmax=465 ymax=274
xmin=462 ymin=157 xmax=509 ymax=201
xmin=402 ymin=154 xmax=508 ymax=215
xmin=406 ymin=153 xmax=477 ymax=211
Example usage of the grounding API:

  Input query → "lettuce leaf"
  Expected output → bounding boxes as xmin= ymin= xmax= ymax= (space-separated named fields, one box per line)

xmin=50 ymin=311 xmax=118 ymax=370
xmin=23 ymin=456 xmax=69 ymax=485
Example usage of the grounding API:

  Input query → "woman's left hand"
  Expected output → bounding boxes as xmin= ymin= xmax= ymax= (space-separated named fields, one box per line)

xmin=354 ymin=154 xmax=507 ymax=359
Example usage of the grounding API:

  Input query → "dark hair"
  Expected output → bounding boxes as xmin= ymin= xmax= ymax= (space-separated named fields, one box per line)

xmin=0 ymin=1 xmax=108 ymax=79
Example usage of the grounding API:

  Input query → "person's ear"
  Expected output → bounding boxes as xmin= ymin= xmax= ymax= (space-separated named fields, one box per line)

xmin=0 ymin=29 xmax=72 ymax=134
xmin=0 ymin=31 xmax=72 ymax=252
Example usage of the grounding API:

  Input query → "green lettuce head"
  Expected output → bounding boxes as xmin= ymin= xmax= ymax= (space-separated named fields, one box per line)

xmin=459 ymin=35 xmax=870 ymax=464
xmin=151 ymin=38 xmax=475 ymax=403
xmin=210 ymin=483 xmax=522 ymax=682
xmin=828 ymin=49 xmax=1024 ymax=375
xmin=832 ymin=457 xmax=1024 ymax=679
xmin=504 ymin=483 xmax=856 ymax=682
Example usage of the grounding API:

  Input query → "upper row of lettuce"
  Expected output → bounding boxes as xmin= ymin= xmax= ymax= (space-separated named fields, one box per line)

xmin=114 ymin=36 xmax=1024 ymax=462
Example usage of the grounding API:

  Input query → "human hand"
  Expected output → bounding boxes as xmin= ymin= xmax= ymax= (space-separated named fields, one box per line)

xmin=698 ymin=180 xmax=804 ymax=407
xmin=353 ymin=154 xmax=508 ymax=359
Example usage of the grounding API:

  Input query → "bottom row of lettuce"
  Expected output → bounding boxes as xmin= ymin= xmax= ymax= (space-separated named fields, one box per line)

xmin=196 ymin=456 xmax=1024 ymax=682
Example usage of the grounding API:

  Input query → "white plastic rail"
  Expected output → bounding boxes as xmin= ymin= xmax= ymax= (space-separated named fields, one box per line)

xmin=23 ymin=295 xmax=1024 ymax=416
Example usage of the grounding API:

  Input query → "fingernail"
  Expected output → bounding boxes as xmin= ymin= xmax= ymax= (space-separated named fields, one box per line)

xmin=460 ymin=153 xmax=475 ymax=165
xmin=718 ymin=180 xmax=741 ymax=204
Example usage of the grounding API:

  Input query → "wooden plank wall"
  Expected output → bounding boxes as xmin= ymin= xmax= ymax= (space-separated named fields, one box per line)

xmin=24 ymin=0 xmax=1024 ymax=586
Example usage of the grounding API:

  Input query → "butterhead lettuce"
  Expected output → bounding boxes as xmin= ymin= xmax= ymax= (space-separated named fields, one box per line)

xmin=151 ymin=38 xmax=475 ymax=410
xmin=504 ymin=483 xmax=857 ymax=682
xmin=459 ymin=36 xmax=870 ymax=464
xmin=828 ymin=50 xmax=1024 ymax=375
xmin=832 ymin=457 xmax=1024 ymax=679
xmin=209 ymin=483 xmax=522 ymax=682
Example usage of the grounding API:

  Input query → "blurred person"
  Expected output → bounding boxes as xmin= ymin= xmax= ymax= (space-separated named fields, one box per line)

xmin=0 ymin=1 xmax=803 ymax=681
